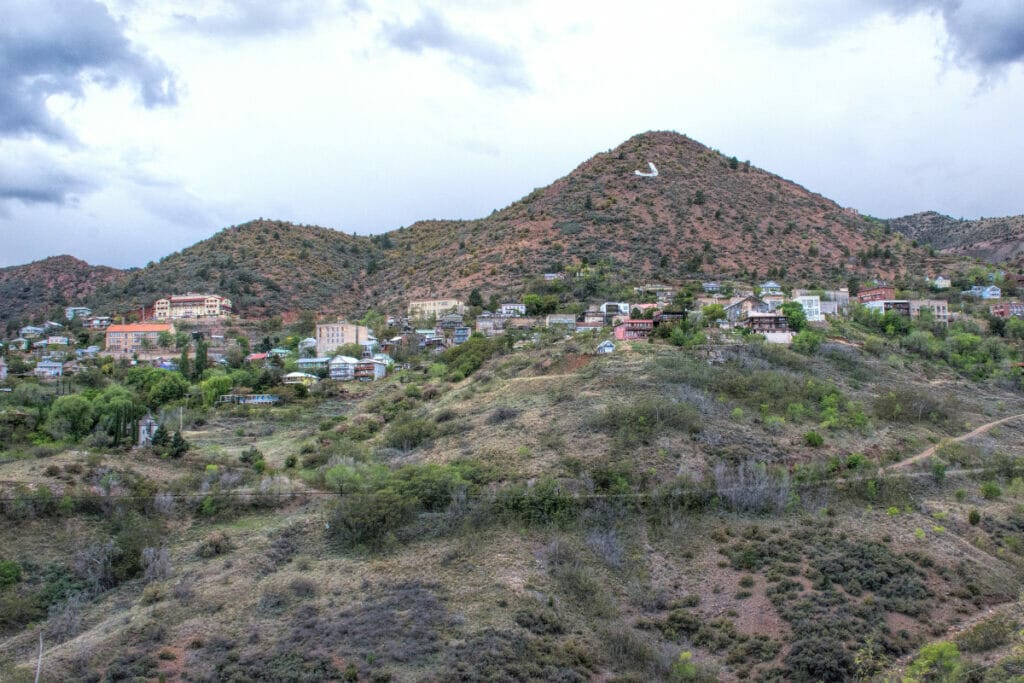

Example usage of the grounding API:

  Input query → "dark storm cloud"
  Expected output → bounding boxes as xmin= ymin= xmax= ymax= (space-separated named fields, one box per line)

xmin=173 ymin=0 xmax=366 ymax=38
xmin=0 ymin=0 xmax=177 ymax=144
xmin=0 ymin=151 xmax=96 ymax=214
xmin=381 ymin=8 xmax=530 ymax=91
xmin=779 ymin=1 xmax=1024 ymax=73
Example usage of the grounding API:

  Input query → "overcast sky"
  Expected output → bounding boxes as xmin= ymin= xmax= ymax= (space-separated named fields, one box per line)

xmin=2 ymin=0 xmax=1024 ymax=268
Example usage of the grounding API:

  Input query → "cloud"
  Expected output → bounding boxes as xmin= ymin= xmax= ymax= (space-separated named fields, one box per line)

xmin=0 ymin=144 xmax=97 ymax=214
xmin=0 ymin=0 xmax=178 ymax=144
xmin=765 ymin=0 xmax=1024 ymax=75
xmin=173 ymin=0 xmax=366 ymax=38
xmin=381 ymin=8 xmax=530 ymax=91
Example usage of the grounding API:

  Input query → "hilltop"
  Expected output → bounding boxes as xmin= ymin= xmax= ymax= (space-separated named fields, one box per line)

xmin=888 ymin=211 xmax=1024 ymax=269
xmin=0 ymin=256 xmax=122 ymax=330
xmin=0 ymin=131 xmax=975 ymax=324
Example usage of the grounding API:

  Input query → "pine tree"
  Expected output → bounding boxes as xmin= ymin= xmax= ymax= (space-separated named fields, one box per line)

xmin=169 ymin=431 xmax=189 ymax=458
xmin=151 ymin=423 xmax=169 ymax=448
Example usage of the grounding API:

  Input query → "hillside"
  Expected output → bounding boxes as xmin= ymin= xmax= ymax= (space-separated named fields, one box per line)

xmin=888 ymin=211 xmax=1024 ymax=269
xmin=0 ymin=256 xmax=123 ymax=331
xmin=0 ymin=132 xmax=972 ymax=325
xmin=369 ymin=131 xmax=956 ymax=307
xmin=84 ymin=220 xmax=381 ymax=320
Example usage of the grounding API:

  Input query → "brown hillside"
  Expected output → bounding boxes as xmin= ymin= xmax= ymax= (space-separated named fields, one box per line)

xmin=888 ymin=211 xmax=1024 ymax=269
xmin=371 ymin=131 xmax=955 ymax=306
xmin=0 ymin=256 xmax=123 ymax=330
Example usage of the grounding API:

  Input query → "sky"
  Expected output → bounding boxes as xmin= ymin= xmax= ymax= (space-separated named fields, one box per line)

xmin=2 ymin=0 xmax=1024 ymax=268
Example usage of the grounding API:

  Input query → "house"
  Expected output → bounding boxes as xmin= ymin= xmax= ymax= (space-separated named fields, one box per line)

xmin=329 ymin=355 xmax=360 ymax=380
xmin=296 ymin=357 xmax=330 ymax=372
xmin=64 ymin=306 xmax=92 ymax=320
xmin=0 ymin=357 xmax=7 ymax=381
xmin=702 ymin=282 xmax=722 ymax=294
xmin=315 ymin=321 xmax=374 ymax=357
xmin=600 ymin=302 xmax=630 ymax=316
xmin=283 ymin=372 xmax=319 ymax=386
xmin=857 ymin=286 xmax=896 ymax=304
xmin=43 ymin=321 xmax=63 ymax=332
xmin=47 ymin=336 xmax=70 ymax=347
xmin=931 ymin=275 xmax=951 ymax=290
xmin=408 ymin=299 xmax=465 ymax=319
xmin=583 ymin=309 xmax=607 ymax=325
xmin=545 ymin=314 xmax=577 ymax=331
xmin=910 ymin=299 xmax=950 ymax=324
xmin=761 ymin=293 xmax=786 ymax=311
xmin=634 ymin=284 xmax=675 ymax=301
xmin=759 ymin=281 xmax=782 ymax=296
xmin=613 ymin=319 xmax=654 ymax=340
xmin=863 ymin=300 xmax=911 ymax=317
xmin=245 ymin=352 xmax=269 ymax=364
xmin=19 ymin=326 xmax=44 ymax=339
xmin=268 ymin=348 xmax=291 ymax=358
xmin=739 ymin=312 xmax=789 ymax=334
xmin=499 ymin=303 xmax=526 ymax=317
xmin=793 ymin=288 xmax=850 ymax=313
xmin=354 ymin=359 xmax=387 ymax=381
xmin=723 ymin=296 xmax=768 ymax=323
xmin=574 ymin=321 xmax=604 ymax=333
xmin=963 ymin=285 xmax=1001 ymax=300
xmin=793 ymin=296 xmax=824 ymax=322
xmin=453 ymin=327 xmax=471 ymax=344
xmin=85 ymin=316 xmax=112 ymax=330
xmin=9 ymin=338 xmax=29 ymax=351
xmin=217 ymin=394 xmax=280 ymax=405
xmin=34 ymin=360 xmax=64 ymax=377
xmin=596 ymin=340 xmax=615 ymax=354
xmin=138 ymin=414 xmax=159 ymax=447
xmin=77 ymin=345 xmax=101 ymax=358
xmin=990 ymin=301 xmax=1024 ymax=319
xmin=153 ymin=293 xmax=232 ymax=319
xmin=298 ymin=337 xmax=317 ymax=352
xmin=104 ymin=323 xmax=175 ymax=359
xmin=475 ymin=313 xmax=507 ymax=337
xmin=542 ymin=273 xmax=565 ymax=281
xmin=438 ymin=313 xmax=465 ymax=329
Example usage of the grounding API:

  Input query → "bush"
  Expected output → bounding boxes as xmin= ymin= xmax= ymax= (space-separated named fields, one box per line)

xmin=981 ymin=482 xmax=1002 ymax=499
xmin=382 ymin=416 xmax=436 ymax=452
xmin=804 ymin=431 xmax=824 ymax=447
xmin=593 ymin=396 xmax=701 ymax=447
xmin=956 ymin=613 xmax=1016 ymax=653
xmin=0 ymin=559 xmax=22 ymax=589
xmin=968 ymin=508 xmax=981 ymax=526
xmin=327 ymin=489 xmax=417 ymax=550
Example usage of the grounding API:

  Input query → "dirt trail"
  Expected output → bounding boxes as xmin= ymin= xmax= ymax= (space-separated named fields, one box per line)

xmin=886 ymin=413 xmax=1024 ymax=471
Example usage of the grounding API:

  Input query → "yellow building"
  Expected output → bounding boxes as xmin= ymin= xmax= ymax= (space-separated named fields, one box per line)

xmin=154 ymin=293 xmax=233 ymax=319
xmin=315 ymin=322 xmax=374 ymax=357
xmin=408 ymin=298 xmax=465 ymax=319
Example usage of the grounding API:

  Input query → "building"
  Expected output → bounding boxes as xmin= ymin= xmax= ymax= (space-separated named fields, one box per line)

xmin=354 ymin=359 xmax=387 ymax=381
xmin=453 ymin=327 xmax=471 ymax=344
xmin=635 ymin=283 xmax=675 ymax=301
xmin=990 ymin=301 xmax=1024 ymax=319
xmin=217 ymin=394 xmax=280 ymax=405
xmin=723 ymin=296 xmax=768 ymax=323
xmin=475 ymin=313 xmax=507 ymax=337
xmin=283 ymin=372 xmax=319 ymax=386
xmin=138 ymin=414 xmax=159 ymax=447
xmin=931 ymin=275 xmax=951 ymax=290
xmin=47 ymin=336 xmax=70 ymax=347
xmin=910 ymin=299 xmax=950 ymax=324
xmin=857 ymin=286 xmax=895 ymax=304
xmin=863 ymin=300 xmax=911 ymax=317
xmin=613 ymin=319 xmax=655 ymax=340
xmin=759 ymin=281 xmax=783 ymax=296
xmin=64 ymin=306 xmax=92 ymax=320
xmin=740 ymin=312 xmax=789 ymax=334
xmin=963 ymin=285 xmax=1001 ymax=300
xmin=315 ymin=322 xmax=374 ymax=357
xmin=153 ymin=293 xmax=232 ymax=320
xmin=85 ymin=316 xmax=112 ymax=330
xmin=0 ymin=357 xmax=7 ymax=381
xmin=329 ymin=355 xmax=360 ymax=380
xmin=19 ymin=326 xmax=44 ymax=339
xmin=498 ymin=303 xmax=526 ymax=317
xmin=296 ymin=357 xmax=330 ymax=372
xmin=702 ymin=282 xmax=722 ymax=293
xmin=793 ymin=295 xmax=824 ymax=322
xmin=34 ymin=360 xmax=64 ymax=378
xmin=408 ymin=299 xmax=465 ymax=319
xmin=600 ymin=302 xmax=630 ymax=316
xmin=545 ymin=314 xmax=577 ymax=331
xmin=596 ymin=340 xmax=616 ymax=354
xmin=104 ymin=323 xmax=175 ymax=359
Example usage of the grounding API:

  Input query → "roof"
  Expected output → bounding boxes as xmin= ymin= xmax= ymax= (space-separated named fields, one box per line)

xmin=106 ymin=323 xmax=173 ymax=333
xmin=330 ymin=355 xmax=360 ymax=364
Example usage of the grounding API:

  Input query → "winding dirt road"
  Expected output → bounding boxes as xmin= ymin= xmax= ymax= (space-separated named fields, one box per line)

xmin=886 ymin=413 xmax=1024 ymax=471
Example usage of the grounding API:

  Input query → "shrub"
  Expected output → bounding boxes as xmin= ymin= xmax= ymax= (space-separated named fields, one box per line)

xmin=0 ymin=559 xmax=22 ymax=589
xmin=197 ymin=531 xmax=232 ymax=558
xmin=593 ymin=396 xmax=701 ymax=447
xmin=804 ymin=431 xmax=824 ymax=447
xmin=956 ymin=613 xmax=1016 ymax=653
xmin=382 ymin=416 xmax=436 ymax=452
xmin=905 ymin=642 xmax=962 ymax=682
xmin=326 ymin=489 xmax=417 ymax=550
xmin=968 ymin=509 xmax=981 ymax=526
xmin=981 ymin=482 xmax=1002 ymax=500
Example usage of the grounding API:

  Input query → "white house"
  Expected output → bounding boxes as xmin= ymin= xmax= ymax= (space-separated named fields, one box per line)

xmin=964 ymin=285 xmax=1001 ymax=300
xmin=329 ymin=355 xmax=360 ymax=381
xmin=64 ymin=306 xmax=92 ymax=320
xmin=499 ymin=303 xmax=526 ymax=317
xmin=793 ymin=295 xmax=824 ymax=322
xmin=0 ymin=357 xmax=7 ymax=381
xmin=596 ymin=340 xmax=615 ymax=354
xmin=759 ymin=281 xmax=783 ymax=296
xmin=599 ymin=302 xmax=630 ymax=315
xmin=34 ymin=360 xmax=64 ymax=378
xmin=931 ymin=275 xmax=951 ymax=290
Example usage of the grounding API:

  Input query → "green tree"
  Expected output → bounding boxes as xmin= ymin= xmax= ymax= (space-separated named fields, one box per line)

xmin=780 ymin=301 xmax=807 ymax=332
xmin=192 ymin=337 xmax=209 ymax=381
xmin=791 ymin=329 xmax=823 ymax=355
xmin=467 ymin=288 xmax=484 ymax=308
xmin=148 ymin=372 xmax=190 ymax=407
xmin=200 ymin=374 xmax=234 ymax=406
xmin=94 ymin=385 xmax=141 ymax=446
xmin=46 ymin=394 xmax=96 ymax=440
xmin=904 ymin=641 xmax=962 ymax=682
xmin=151 ymin=423 xmax=169 ymax=448
xmin=700 ymin=304 xmax=726 ymax=327
xmin=168 ymin=431 xmax=189 ymax=458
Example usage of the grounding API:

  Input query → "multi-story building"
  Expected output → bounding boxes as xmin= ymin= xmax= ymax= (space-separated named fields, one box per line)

xmin=911 ymin=299 xmax=950 ymax=324
xmin=990 ymin=301 xmax=1024 ymax=319
xmin=408 ymin=299 xmax=465 ymax=319
xmin=64 ymin=306 xmax=92 ymax=320
xmin=153 ymin=293 xmax=232 ymax=320
xmin=794 ymin=295 xmax=824 ymax=322
xmin=104 ymin=323 xmax=175 ymax=359
xmin=613 ymin=319 xmax=655 ymax=340
xmin=740 ymin=312 xmax=789 ymax=334
xmin=863 ymin=300 xmax=911 ymax=317
xmin=315 ymin=322 xmax=374 ymax=357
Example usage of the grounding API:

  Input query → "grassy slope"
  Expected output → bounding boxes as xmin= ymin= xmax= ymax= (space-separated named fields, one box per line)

xmin=3 ymin=337 xmax=1024 ymax=680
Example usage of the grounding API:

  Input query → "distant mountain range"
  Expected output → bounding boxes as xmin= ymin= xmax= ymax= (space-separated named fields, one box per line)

xmin=887 ymin=211 xmax=1024 ymax=269
xmin=1 ymin=131 xmax=1001 ymax=327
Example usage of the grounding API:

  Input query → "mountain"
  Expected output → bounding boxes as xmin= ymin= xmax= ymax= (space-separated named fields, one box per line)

xmin=82 ymin=220 xmax=380 ymax=320
xmin=0 ymin=256 xmax=123 ymax=331
xmin=372 ymin=131 xmax=948 ymax=307
xmin=888 ymin=211 xmax=1024 ymax=269
xmin=1 ymin=132 xmax=965 ymax=324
